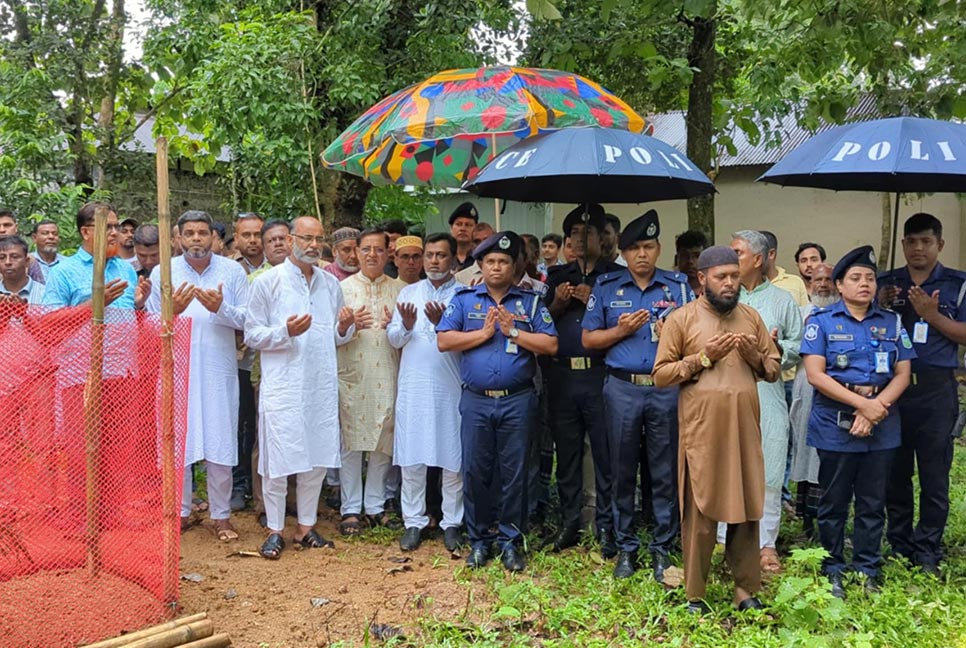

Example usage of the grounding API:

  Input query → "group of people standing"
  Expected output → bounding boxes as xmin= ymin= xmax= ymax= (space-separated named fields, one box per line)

xmin=9 ymin=197 xmax=962 ymax=613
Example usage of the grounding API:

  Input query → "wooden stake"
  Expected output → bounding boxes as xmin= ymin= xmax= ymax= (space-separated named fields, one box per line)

xmin=156 ymin=136 xmax=178 ymax=612
xmin=179 ymin=634 xmax=232 ymax=648
xmin=82 ymin=613 xmax=208 ymax=648
xmin=83 ymin=204 xmax=109 ymax=576
xmin=121 ymin=620 xmax=213 ymax=648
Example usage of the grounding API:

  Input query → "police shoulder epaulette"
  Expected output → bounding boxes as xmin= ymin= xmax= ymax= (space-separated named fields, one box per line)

xmin=454 ymin=284 xmax=476 ymax=294
xmin=598 ymin=271 xmax=622 ymax=284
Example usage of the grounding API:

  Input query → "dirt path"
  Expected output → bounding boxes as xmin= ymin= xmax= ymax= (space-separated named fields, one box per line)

xmin=177 ymin=508 xmax=484 ymax=647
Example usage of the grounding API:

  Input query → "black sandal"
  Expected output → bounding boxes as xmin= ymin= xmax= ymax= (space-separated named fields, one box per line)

xmin=339 ymin=514 xmax=362 ymax=536
xmin=294 ymin=529 xmax=335 ymax=550
xmin=259 ymin=533 xmax=285 ymax=560
xmin=367 ymin=513 xmax=402 ymax=530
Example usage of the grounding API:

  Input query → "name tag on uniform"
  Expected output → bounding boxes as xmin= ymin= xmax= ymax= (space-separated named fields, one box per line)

xmin=505 ymin=338 xmax=518 ymax=354
xmin=875 ymin=351 xmax=890 ymax=373
xmin=828 ymin=334 xmax=854 ymax=342
xmin=609 ymin=300 xmax=633 ymax=308
xmin=650 ymin=322 xmax=659 ymax=342
xmin=913 ymin=321 xmax=929 ymax=343
xmin=467 ymin=312 xmax=487 ymax=320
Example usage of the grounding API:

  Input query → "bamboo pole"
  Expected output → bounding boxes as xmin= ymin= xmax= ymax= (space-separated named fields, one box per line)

xmin=179 ymin=634 xmax=232 ymax=648
xmin=84 ymin=204 xmax=109 ymax=576
xmin=82 ymin=613 xmax=208 ymax=648
xmin=121 ymin=620 xmax=213 ymax=648
xmin=156 ymin=136 xmax=178 ymax=612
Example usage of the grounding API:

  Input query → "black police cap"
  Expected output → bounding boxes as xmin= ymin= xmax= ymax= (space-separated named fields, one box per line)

xmin=832 ymin=245 xmax=877 ymax=282
xmin=472 ymin=231 xmax=522 ymax=261
xmin=618 ymin=209 xmax=660 ymax=251
xmin=448 ymin=201 xmax=479 ymax=226
xmin=562 ymin=203 xmax=606 ymax=238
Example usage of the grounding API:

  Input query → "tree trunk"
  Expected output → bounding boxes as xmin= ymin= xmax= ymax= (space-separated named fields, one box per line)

xmin=684 ymin=10 xmax=717 ymax=241
xmin=97 ymin=0 xmax=126 ymax=188
xmin=879 ymin=191 xmax=893 ymax=271
xmin=319 ymin=170 xmax=369 ymax=231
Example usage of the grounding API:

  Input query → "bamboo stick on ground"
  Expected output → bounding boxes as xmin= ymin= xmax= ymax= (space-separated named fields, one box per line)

xmin=121 ymin=620 xmax=213 ymax=648
xmin=82 ymin=613 xmax=209 ymax=648
xmin=179 ymin=633 xmax=232 ymax=648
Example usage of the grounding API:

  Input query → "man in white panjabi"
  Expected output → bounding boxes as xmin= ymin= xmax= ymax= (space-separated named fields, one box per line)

xmin=146 ymin=210 xmax=249 ymax=541
xmin=388 ymin=233 xmax=465 ymax=552
xmin=337 ymin=228 xmax=405 ymax=535
xmin=245 ymin=217 xmax=356 ymax=559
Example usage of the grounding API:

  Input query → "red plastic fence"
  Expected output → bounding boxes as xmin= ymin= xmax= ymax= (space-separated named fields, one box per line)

xmin=0 ymin=304 xmax=190 ymax=648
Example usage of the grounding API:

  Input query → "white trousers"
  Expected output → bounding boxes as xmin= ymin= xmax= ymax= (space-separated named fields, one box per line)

xmin=340 ymin=450 xmax=391 ymax=516
xmin=263 ymin=467 xmax=327 ymax=533
xmin=715 ymin=485 xmax=783 ymax=549
xmin=181 ymin=461 xmax=233 ymax=520
xmin=400 ymin=464 xmax=464 ymax=530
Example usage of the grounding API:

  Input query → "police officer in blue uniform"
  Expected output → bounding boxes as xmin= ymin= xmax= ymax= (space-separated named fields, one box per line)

xmin=801 ymin=246 xmax=915 ymax=597
xmin=437 ymin=231 xmax=558 ymax=572
xmin=878 ymin=213 xmax=966 ymax=575
xmin=544 ymin=204 xmax=623 ymax=556
xmin=582 ymin=210 xmax=693 ymax=580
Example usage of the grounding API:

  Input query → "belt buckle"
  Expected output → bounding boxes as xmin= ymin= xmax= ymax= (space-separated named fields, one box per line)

xmin=485 ymin=389 xmax=507 ymax=398
xmin=570 ymin=357 xmax=587 ymax=370
xmin=631 ymin=374 xmax=653 ymax=386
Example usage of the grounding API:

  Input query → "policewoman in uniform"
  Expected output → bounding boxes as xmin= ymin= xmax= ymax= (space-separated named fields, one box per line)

xmin=801 ymin=246 xmax=914 ymax=597
xmin=437 ymin=231 xmax=558 ymax=572
xmin=545 ymin=204 xmax=623 ymax=556
xmin=878 ymin=213 xmax=966 ymax=574
xmin=582 ymin=210 xmax=693 ymax=580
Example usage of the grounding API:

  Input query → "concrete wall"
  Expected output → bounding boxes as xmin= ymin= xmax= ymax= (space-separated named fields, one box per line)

xmin=548 ymin=165 xmax=966 ymax=271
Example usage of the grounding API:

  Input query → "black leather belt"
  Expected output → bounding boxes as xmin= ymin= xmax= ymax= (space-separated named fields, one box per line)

xmin=552 ymin=356 xmax=603 ymax=370
xmin=465 ymin=384 xmax=533 ymax=399
xmin=842 ymin=383 xmax=881 ymax=397
xmin=608 ymin=369 xmax=655 ymax=386
xmin=911 ymin=368 xmax=955 ymax=386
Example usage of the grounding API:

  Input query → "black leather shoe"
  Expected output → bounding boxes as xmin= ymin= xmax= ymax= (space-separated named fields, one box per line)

xmin=686 ymin=600 xmax=712 ymax=615
xmin=399 ymin=527 xmax=422 ymax=552
xmin=443 ymin=527 xmax=466 ymax=552
xmin=862 ymin=573 xmax=880 ymax=594
xmin=501 ymin=546 xmax=527 ymax=572
xmin=736 ymin=596 xmax=764 ymax=611
xmin=919 ymin=562 xmax=940 ymax=577
xmin=598 ymin=529 xmax=618 ymax=559
xmin=551 ymin=525 xmax=580 ymax=553
xmin=466 ymin=546 xmax=490 ymax=569
xmin=828 ymin=573 xmax=846 ymax=599
xmin=613 ymin=551 xmax=637 ymax=579
xmin=651 ymin=552 xmax=672 ymax=584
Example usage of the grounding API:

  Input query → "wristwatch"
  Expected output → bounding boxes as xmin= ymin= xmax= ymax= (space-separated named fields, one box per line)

xmin=698 ymin=351 xmax=713 ymax=368
xmin=509 ymin=327 xmax=520 ymax=339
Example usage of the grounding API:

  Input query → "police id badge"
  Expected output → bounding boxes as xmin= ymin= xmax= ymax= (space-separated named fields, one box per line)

xmin=505 ymin=338 xmax=518 ymax=354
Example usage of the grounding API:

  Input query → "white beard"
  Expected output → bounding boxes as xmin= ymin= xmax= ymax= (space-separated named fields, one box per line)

xmin=811 ymin=294 xmax=839 ymax=308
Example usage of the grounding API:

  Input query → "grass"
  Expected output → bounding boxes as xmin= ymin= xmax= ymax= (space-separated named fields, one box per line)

xmin=354 ymin=440 xmax=966 ymax=648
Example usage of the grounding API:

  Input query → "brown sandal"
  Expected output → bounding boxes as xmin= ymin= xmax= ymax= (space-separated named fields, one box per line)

xmin=205 ymin=519 xmax=239 ymax=542
xmin=760 ymin=547 xmax=782 ymax=574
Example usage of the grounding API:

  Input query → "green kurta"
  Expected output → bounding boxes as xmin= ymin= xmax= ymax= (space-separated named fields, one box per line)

xmin=739 ymin=280 xmax=803 ymax=489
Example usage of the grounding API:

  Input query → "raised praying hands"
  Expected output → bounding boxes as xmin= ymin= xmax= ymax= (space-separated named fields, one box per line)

xmin=337 ymin=306 xmax=355 ymax=336
xmin=397 ymin=302 xmax=418 ymax=330
xmin=134 ymin=276 xmax=151 ymax=310
xmin=286 ymin=313 xmax=312 ymax=337
xmin=104 ymin=278 xmax=129 ymax=306
xmin=424 ymin=301 xmax=445 ymax=326
xmin=195 ymin=282 xmax=224 ymax=314
xmin=172 ymin=281 xmax=196 ymax=315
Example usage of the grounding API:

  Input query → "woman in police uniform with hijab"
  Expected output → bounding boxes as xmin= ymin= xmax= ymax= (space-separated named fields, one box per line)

xmin=800 ymin=246 xmax=915 ymax=598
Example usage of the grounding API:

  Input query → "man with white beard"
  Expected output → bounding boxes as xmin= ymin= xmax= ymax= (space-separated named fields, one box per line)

xmin=324 ymin=227 xmax=361 ymax=281
xmin=147 ymin=210 xmax=249 ymax=540
xmin=245 ymin=216 xmax=356 ymax=558
xmin=388 ymin=233 xmax=465 ymax=552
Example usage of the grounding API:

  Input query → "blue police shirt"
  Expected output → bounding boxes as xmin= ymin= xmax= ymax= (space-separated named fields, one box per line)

xmin=800 ymin=300 xmax=916 ymax=452
xmin=42 ymin=248 xmax=137 ymax=309
xmin=581 ymin=268 xmax=692 ymax=373
xmin=545 ymin=260 xmax=622 ymax=359
xmin=436 ymin=283 xmax=557 ymax=391
xmin=878 ymin=263 xmax=966 ymax=370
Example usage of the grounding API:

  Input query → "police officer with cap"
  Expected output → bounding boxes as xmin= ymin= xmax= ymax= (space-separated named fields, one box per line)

xmin=878 ymin=213 xmax=966 ymax=575
xmin=437 ymin=231 xmax=558 ymax=572
xmin=544 ymin=204 xmax=623 ymax=556
xmin=801 ymin=245 xmax=914 ymax=597
xmin=582 ymin=210 xmax=693 ymax=580
xmin=449 ymin=201 xmax=480 ymax=271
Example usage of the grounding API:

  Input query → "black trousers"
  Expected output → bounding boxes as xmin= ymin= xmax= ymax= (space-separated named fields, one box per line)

xmin=818 ymin=448 xmax=894 ymax=577
xmin=548 ymin=364 xmax=612 ymax=534
xmin=887 ymin=372 xmax=957 ymax=566
xmin=232 ymin=369 xmax=256 ymax=494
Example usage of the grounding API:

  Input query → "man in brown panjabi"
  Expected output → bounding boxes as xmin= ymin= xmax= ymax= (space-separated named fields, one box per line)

xmin=652 ymin=245 xmax=781 ymax=614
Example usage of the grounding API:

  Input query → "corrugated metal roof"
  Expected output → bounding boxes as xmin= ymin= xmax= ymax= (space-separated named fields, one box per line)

xmin=121 ymin=115 xmax=233 ymax=162
xmin=648 ymin=94 xmax=880 ymax=168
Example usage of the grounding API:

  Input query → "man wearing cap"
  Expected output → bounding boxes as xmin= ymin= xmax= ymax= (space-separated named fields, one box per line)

xmin=582 ymin=210 xmax=693 ymax=580
xmin=653 ymin=245 xmax=780 ymax=613
xmin=878 ymin=213 xmax=966 ymax=575
xmin=394 ymin=235 xmax=424 ymax=285
xmin=437 ymin=231 xmax=558 ymax=572
xmin=802 ymin=245 xmax=913 ymax=596
xmin=324 ymin=227 xmax=361 ymax=282
xmin=544 ymin=204 xmax=622 ymax=556
xmin=449 ymin=201 xmax=480 ymax=271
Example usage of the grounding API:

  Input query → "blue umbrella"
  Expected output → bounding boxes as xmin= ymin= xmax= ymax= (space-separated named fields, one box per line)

xmin=757 ymin=116 xmax=966 ymax=266
xmin=462 ymin=126 xmax=714 ymax=204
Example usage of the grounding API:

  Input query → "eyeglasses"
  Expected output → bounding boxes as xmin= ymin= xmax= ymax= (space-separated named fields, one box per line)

xmin=359 ymin=246 xmax=386 ymax=256
xmin=292 ymin=234 xmax=326 ymax=245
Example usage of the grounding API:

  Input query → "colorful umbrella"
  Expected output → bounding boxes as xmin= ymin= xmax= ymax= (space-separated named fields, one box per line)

xmin=321 ymin=66 xmax=649 ymax=188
